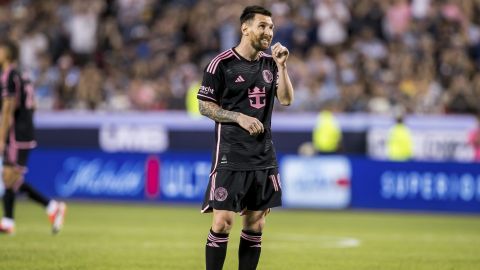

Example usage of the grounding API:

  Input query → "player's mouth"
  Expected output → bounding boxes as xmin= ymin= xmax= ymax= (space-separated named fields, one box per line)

xmin=260 ymin=38 xmax=271 ymax=46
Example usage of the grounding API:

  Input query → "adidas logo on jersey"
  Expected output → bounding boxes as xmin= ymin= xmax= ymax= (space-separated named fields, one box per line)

xmin=235 ymin=75 xmax=245 ymax=83
xmin=221 ymin=155 xmax=227 ymax=164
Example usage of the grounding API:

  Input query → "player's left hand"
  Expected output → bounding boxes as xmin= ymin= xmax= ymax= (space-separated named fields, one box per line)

xmin=271 ymin=42 xmax=289 ymax=68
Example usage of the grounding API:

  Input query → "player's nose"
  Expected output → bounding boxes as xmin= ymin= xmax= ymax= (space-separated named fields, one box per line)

xmin=265 ymin=29 xmax=273 ymax=38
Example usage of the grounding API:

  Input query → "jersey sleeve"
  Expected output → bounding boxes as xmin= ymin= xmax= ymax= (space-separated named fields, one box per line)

xmin=197 ymin=64 xmax=224 ymax=104
xmin=3 ymin=71 xmax=21 ymax=98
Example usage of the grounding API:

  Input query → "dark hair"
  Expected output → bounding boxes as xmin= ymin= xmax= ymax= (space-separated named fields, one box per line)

xmin=240 ymin=5 xmax=272 ymax=25
xmin=0 ymin=39 xmax=18 ymax=62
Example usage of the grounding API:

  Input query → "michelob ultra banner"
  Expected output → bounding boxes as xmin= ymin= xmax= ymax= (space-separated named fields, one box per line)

xmin=25 ymin=149 xmax=211 ymax=203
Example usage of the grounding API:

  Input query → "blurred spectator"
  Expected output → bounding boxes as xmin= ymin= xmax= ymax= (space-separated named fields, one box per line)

xmin=368 ymin=81 xmax=392 ymax=114
xmin=411 ymin=63 xmax=443 ymax=114
xmin=387 ymin=113 xmax=413 ymax=161
xmin=186 ymin=81 xmax=201 ymax=117
xmin=305 ymin=45 xmax=336 ymax=80
xmin=350 ymin=0 xmax=384 ymax=39
xmin=216 ymin=4 xmax=241 ymax=51
xmin=33 ymin=53 xmax=60 ymax=110
xmin=340 ymin=82 xmax=369 ymax=113
xmin=354 ymin=27 xmax=387 ymax=60
xmin=66 ymin=0 xmax=103 ymax=65
xmin=411 ymin=0 xmax=432 ymax=20
xmin=384 ymin=0 xmax=412 ymax=39
xmin=55 ymin=53 xmax=80 ymax=109
xmin=312 ymin=104 xmax=342 ymax=154
xmin=443 ymin=74 xmax=477 ymax=114
xmin=19 ymin=25 xmax=48 ymax=72
xmin=314 ymin=0 xmax=350 ymax=48
xmin=76 ymin=62 xmax=104 ymax=110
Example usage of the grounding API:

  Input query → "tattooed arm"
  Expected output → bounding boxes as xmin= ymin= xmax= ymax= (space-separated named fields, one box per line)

xmin=199 ymin=100 xmax=264 ymax=135
xmin=199 ymin=100 xmax=239 ymax=123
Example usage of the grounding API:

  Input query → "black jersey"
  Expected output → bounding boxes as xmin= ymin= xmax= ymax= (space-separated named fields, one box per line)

xmin=198 ymin=48 xmax=279 ymax=171
xmin=0 ymin=67 xmax=36 ymax=146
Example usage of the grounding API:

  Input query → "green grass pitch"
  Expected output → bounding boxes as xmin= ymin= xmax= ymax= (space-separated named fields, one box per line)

xmin=1 ymin=201 xmax=479 ymax=270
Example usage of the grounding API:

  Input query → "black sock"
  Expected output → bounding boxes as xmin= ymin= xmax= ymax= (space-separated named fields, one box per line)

xmin=3 ymin=188 xmax=15 ymax=219
xmin=206 ymin=229 xmax=229 ymax=270
xmin=18 ymin=183 xmax=49 ymax=207
xmin=238 ymin=230 xmax=262 ymax=270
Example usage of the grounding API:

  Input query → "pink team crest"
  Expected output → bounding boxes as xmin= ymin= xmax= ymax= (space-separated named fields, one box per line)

xmin=262 ymin=70 xmax=273 ymax=83
xmin=214 ymin=187 xmax=228 ymax=201
xmin=248 ymin=86 xmax=266 ymax=109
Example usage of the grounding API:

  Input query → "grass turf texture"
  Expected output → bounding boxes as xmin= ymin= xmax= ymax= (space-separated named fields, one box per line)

xmin=0 ymin=201 xmax=479 ymax=270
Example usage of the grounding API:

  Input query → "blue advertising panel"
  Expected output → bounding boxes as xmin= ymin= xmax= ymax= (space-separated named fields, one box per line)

xmin=281 ymin=156 xmax=351 ymax=209
xmin=350 ymin=158 xmax=480 ymax=213
xmin=25 ymin=149 xmax=211 ymax=203
xmin=22 ymin=149 xmax=480 ymax=213
xmin=280 ymin=155 xmax=480 ymax=213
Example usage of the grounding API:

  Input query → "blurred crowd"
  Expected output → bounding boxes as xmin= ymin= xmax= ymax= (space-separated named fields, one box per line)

xmin=1 ymin=0 xmax=480 ymax=114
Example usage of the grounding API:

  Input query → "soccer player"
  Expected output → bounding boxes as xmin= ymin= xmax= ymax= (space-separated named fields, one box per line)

xmin=197 ymin=6 xmax=294 ymax=270
xmin=0 ymin=40 xmax=66 ymax=235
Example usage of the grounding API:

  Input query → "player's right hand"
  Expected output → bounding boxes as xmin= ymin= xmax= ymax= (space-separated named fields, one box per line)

xmin=237 ymin=114 xmax=264 ymax=136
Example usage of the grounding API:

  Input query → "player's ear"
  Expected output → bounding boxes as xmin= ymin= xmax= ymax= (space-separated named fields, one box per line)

xmin=241 ymin=22 xmax=249 ymax=36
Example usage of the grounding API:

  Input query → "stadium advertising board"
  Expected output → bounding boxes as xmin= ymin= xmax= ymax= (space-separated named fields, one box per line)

xmin=99 ymin=124 xmax=169 ymax=153
xmin=368 ymin=128 xmax=475 ymax=162
xmin=281 ymin=156 xmax=351 ymax=209
xmin=36 ymin=111 xmax=476 ymax=159
xmin=20 ymin=149 xmax=480 ymax=213
xmin=350 ymin=158 xmax=480 ymax=213
xmin=25 ymin=150 xmax=210 ymax=203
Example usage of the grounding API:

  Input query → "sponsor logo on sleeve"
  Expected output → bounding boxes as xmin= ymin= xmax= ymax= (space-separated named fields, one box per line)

xmin=199 ymin=85 xmax=215 ymax=95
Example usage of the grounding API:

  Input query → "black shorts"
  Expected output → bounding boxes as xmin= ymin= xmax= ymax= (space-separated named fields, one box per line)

xmin=4 ymin=126 xmax=36 ymax=170
xmin=201 ymin=168 xmax=282 ymax=213
xmin=3 ymin=146 xmax=31 ymax=171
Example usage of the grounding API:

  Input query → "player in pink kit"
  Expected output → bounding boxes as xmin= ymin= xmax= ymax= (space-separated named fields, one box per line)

xmin=0 ymin=40 xmax=66 ymax=235
xmin=197 ymin=6 xmax=294 ymax=270
xmin=468 ymin=114 xmax=480 ymax=161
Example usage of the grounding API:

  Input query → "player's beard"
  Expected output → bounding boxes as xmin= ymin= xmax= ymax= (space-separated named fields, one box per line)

xmin=251 ymin=35 xmax=271 ymax=52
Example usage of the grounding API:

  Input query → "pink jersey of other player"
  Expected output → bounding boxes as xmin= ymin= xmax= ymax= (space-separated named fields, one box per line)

xmin=468 ymin=128 xmax=480 ymax=161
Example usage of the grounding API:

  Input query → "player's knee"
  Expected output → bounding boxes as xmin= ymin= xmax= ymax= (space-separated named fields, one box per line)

xmin=2 ymin=167 xmax=19 ymax=188
xmin=212 ymin=216 xmax=234 ymax=233
xmin=252 ymin=217 xmax=266 ymax=232
xmin=244 ymin=215 xmax=266 ymax=233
